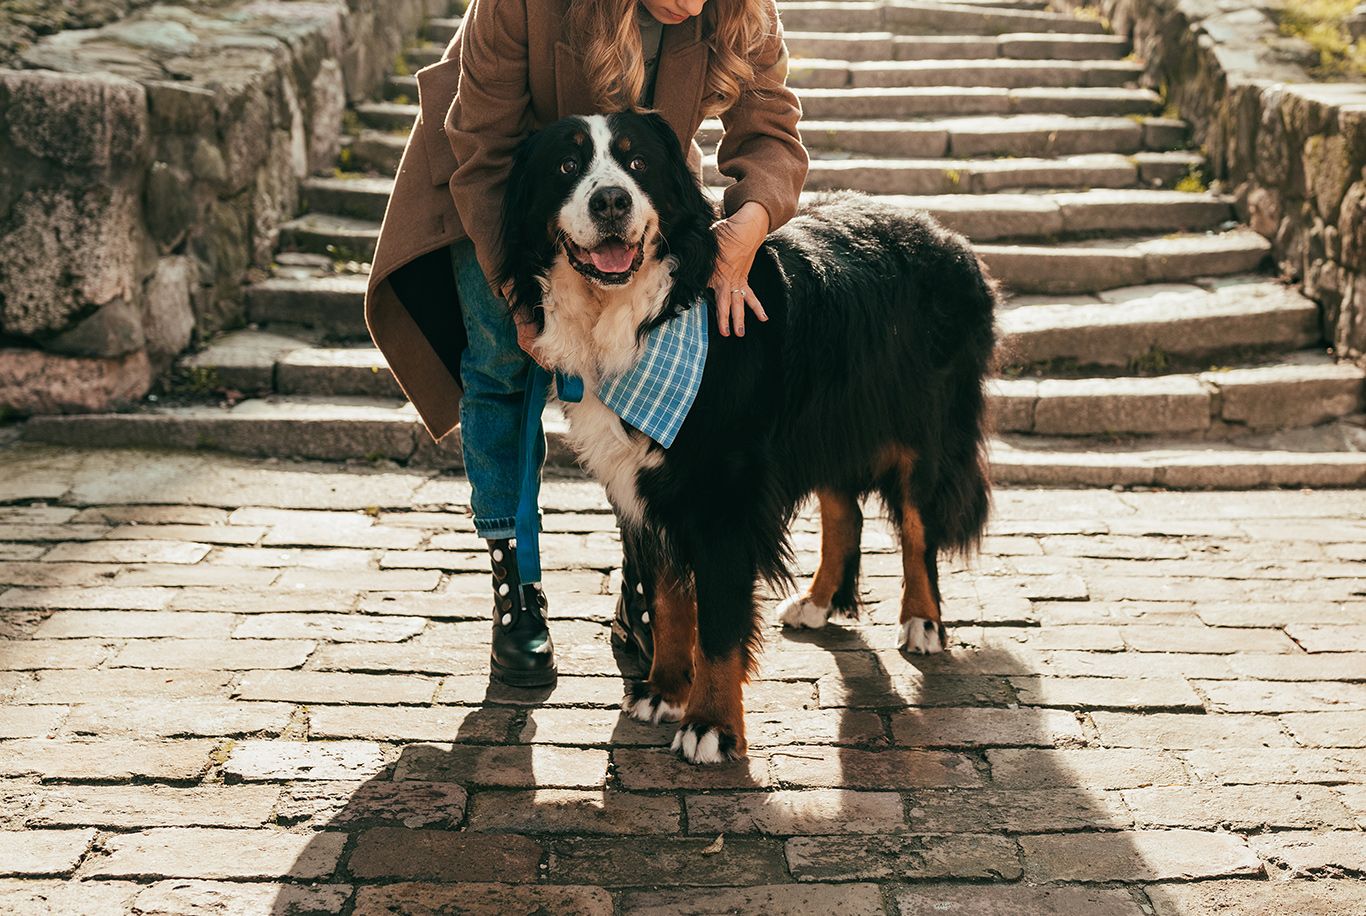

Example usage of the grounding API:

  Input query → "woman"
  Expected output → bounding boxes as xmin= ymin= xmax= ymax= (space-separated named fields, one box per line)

xmin=364 ymin=0 xmax=808 ymax=686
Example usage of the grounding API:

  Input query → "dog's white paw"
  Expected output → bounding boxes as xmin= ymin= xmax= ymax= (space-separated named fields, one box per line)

xmin=622 ymin=683 xmax=685 ymax=724
xmin=898 ymin=616 xmax=945 ymax=654
xmin=671 ymin=722 xmax=741 ymax=764
xmin=777 ymin=595 xmax=831 ymax=629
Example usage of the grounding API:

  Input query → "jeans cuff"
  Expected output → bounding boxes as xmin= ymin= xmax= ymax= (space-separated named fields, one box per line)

xmin=473 ymin=516 xmax=517 ymax=540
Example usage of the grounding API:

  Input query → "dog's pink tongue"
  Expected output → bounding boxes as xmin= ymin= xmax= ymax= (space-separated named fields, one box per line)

xmin=589 ymin=240 xmax=634 ymax=273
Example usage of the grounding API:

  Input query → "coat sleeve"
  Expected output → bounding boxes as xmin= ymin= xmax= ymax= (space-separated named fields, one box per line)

xmin=715 ymin=1 xmax=809 ymax=231
xmin=444 ymin=0 xmax=532 ymax=285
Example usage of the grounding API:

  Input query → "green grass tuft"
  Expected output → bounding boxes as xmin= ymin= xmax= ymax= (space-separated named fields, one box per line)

xmin=1277 ymin=0 xmax=1366 ymax=79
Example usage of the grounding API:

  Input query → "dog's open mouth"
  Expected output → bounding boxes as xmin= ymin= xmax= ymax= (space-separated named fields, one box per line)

xmin=564 ymin=236 xmax=644 ymax=285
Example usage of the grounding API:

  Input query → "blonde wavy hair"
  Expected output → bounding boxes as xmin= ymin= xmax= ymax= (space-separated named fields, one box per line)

xmin=566 ymin=0 xmax=774 ymax=118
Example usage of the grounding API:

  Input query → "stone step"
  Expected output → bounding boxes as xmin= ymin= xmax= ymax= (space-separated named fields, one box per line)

xmin=246 ymin=275 xmax=370 ymax=338
xmin=24 ymin=398 xmax=1366 ymax=488
xmin=977 ymin=229 xmax=1272 ymax=295
xmin=992 ymin=354 xmax=1364 ymax=437
xmin=344 ymin=115 xmax=1190 ymax=182
xmin=355 ymin=101 xmax=420 ymax=132
xmin=301 ymin=175 xmax=396 ymax=221
xmin=707 ymin=114 xmax=1187 ymax=158
xmin=841 ymin=58 xmax=1143 ymax=89
xmin=379 ymin=74 xmax=1163 ymax=120
xmin=776 ymin=1 xmax=1108 ymax=35
xmin=794 ymin=152 xmax=1203 ymax=194
xmin=280 ymin=190 xmax=1233 ymax=261
xmin=423 ymin=16 xmax=462 ymax=44
xmin=783 ymin=31 xmax=1130 ymax=62
xmin=999 ymin=277 xmax=1322 ymax=368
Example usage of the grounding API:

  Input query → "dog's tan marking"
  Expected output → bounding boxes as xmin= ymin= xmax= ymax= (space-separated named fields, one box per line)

xmin=616 ymin=135 xmax=632 ymax=152
xmin=808 ymin=489 xmax=861 ymax=608
xmin=648 ymin=566 xmax=696 ymax=709
xmin=897 ymin=491 xmax=940 ymax=626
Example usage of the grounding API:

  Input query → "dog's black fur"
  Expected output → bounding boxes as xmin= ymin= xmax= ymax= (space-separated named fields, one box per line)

xmin=499 ymin=112 xmax=997 ymax=758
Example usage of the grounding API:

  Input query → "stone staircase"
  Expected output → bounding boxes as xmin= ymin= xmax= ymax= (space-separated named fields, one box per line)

xmin=26 ymin=0 xmax=1366 ymax=487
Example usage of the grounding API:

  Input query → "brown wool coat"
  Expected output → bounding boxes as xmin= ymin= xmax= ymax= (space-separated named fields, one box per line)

xmin=364 ymin=0 xmax=808 ymax=441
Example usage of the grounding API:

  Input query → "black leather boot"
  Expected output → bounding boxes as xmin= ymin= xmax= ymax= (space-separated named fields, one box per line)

xmin=487 ymin=539 xmax=556 ymax=687
xmin=610 ymin=560 xmax=655 ymax=682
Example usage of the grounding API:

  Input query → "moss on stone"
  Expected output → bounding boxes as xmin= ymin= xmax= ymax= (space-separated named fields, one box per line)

xmin=1277 ymin=0 xmax=1366 ymax=78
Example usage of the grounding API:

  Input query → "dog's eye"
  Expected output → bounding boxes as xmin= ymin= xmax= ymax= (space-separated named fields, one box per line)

xmin=628 ymin=156 xmax=647 ymax=172
xmin=559 ymin=158 xmax=578 ymax=175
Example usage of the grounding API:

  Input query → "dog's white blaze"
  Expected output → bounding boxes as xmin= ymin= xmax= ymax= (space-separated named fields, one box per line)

xmin=558 ymin=115 xmax=652 ymax=250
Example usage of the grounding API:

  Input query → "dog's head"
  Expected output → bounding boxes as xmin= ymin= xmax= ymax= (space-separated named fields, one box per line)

xmin=498 ymin=112 xmax=718 ymax=327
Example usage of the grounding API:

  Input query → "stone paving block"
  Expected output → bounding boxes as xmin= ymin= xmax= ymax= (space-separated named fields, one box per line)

xmin=814 ymin=673 xmax=1016 ymax=708
xmin=223 ymin=740 xmax=386 ymax=781
xmin=110 ymin=638 xmax=316 ymax=670
xmin=986 ymin=748 xmax=1189 ymax=788
xmin=354 ymin=883 xmax=613 ymax=916
xmin=1121 ymin=625 xmax=1299 ymax=654
xmin=41 ymin=539 xmax=211 ymax=564
xmin=434 ymin=674 xmax=623 ymax=707
xmin=619 ymin=882 xmax=885 ymax=916
xmin=466 ymin=789 xmax=680 ymax=834
xmin=131 ymin=881 xmax=352 ymax=916
xmin=896 ymin=884 xmax=1144 ymax=915
xmin=33 ymin=610 xmax=234 ymax=639
xmin=1281 ymin=712 xmax=1366 ymax=747
xmin=1287 ymin=624 xmax=1366 ymax=653
xmin=274 ymin=780 xmax=468 ymax=829
xmin=209 ymin=546 xmax=377 ymax=569
xmin=1180 ymin=748 xmax=1366 ymax=785
xmin=1124 ymin=785 xmax=1356 ymax=829
xmin=911 ymin=787 xmax=1131 ymax=833
xmin=1021 ymin=829 xmax=1261 ymax=881
xmin=31 ymin=785 xmax=281 ymax=829
xmin=1229 ymin=654 xmax=1366 ymax=681
xmin=0 ymin=705 xmax=67 ymax=739
xmin=0 ymin=641 xmax=110 ymax=668
xmin=0 ymin=879 xmax=142 ymax=915
xmin=686 ymin=789 xmax=906 ymax=835
xmin=785 ymin=833 xmax=1022 ymax=881
xmin=1090 ymin=712 xmax=1293 ymax=749
xmin=274 ymin=568 xmax=440 ymax=592
xmin=0 ymin=739 xmax=214 ymax=781
xmin=0 ymin=830 xmax=95 ymax=876
xmin=1037 ymin=650 xmax=1235 ymax=679
xmin=1254 ymin=831 xmax=1366 ymax=876
xmin=394 ymin=743 xmax=610 ymax=789
xmin=770 ymin=746 xmax=983 ymax=789
xmin=233 ymin=612 xmax=426 ymax=642
xmin=891 ymin=707 xmax=1085 ymax=747
xmin=1146 ymin=879 xmax=1366 ymax=916
xmin=308 ymin=705 xmax=515 ymax=743
xmin=234 ymin=670 xmax=437 ymax=704
xmin=551 ymin=836 xmax=789 ymax=887
xmin=104 ymin=523 xmax=267 ymax=545
xmin=64 ymin=699 xmax=294 ymax=737
xmin=6 ymin=670 xmax=231 ymax=703
xmin=84 ymin=827 xmax=346 ymax=879
xmin=1195 ymin=679 xmax=1366 ymax=713
xmin=612 ymin=748 xmax=772 ymax=790
xmin=1010 ymin=675 xmax=1203 ymax=710
xmin=348 ymin=828 xmax=542 ymax=881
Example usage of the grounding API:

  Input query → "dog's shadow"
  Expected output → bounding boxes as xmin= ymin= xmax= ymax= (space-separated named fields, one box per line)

xmin=267 ymin=525 xmax=1141 ymax=913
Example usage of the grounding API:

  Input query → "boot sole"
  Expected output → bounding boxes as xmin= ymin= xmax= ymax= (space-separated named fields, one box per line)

xmin=490 ymin=658 xmax=558 ymax=688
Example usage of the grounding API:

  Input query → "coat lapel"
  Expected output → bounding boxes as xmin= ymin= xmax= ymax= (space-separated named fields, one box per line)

xmin=651 ymin=17 xmax=708 ymax=151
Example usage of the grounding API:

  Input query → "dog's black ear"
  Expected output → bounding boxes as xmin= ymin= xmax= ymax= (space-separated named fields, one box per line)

xmin=638 ymin=112 xmax=719 ymax=318
xmin=497 ymin=129 xmax=551 ymax=325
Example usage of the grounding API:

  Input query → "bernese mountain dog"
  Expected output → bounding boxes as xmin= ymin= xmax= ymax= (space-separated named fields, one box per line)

xmin=498 ymin=112 xmax=997 ymax=764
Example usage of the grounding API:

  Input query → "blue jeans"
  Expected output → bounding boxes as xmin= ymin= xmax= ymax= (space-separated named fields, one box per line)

xmin=451 ymin=239 xmax=544 ymax=543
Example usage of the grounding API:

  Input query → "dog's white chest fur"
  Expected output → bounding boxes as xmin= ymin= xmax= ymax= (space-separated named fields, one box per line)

xmin=561 ymin=393 xmax=660 ymax=525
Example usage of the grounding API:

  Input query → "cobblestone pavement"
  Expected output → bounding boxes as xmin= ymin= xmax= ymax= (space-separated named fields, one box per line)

xmin=0 ymin=443 xmax=1363 ymax=914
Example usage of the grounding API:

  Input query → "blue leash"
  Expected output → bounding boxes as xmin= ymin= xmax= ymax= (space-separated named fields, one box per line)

xmin=513 ymin=366 xmax=583 ymax=584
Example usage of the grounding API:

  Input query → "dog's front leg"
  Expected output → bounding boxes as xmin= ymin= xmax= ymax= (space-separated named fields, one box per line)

xmin=622 ymin=560 xmax=696 ymax=724
xmin=671 ymin=540 xmax=757 ymax=764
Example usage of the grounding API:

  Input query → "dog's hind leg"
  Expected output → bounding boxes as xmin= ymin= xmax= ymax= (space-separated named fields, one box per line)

xmin=777 ymin=488 xmax=862 ymax=629
xmin=622 ymin=563 xmax=696 ymax=724
xmin=879 ymin=452 xmax=946 ymax=654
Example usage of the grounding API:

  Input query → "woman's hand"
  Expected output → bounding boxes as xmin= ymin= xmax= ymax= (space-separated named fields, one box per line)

xmin=501 ymin=279 xmax=551 ymax=369
xmin=709 ymin=201 xmax=770 ymax=337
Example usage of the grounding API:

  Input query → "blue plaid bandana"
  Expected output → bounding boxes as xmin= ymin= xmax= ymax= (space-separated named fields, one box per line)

xmin=556 ymin=300 xmax=709 ymax=448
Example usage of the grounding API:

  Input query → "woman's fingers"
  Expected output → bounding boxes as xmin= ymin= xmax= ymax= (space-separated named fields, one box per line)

xmin=713 ymin=283 xmax=732 ymax=336
xmin=732 ymin=287 xmax=747 ymax=337
xmin=745 ymin=287 xmax=767 ymax=323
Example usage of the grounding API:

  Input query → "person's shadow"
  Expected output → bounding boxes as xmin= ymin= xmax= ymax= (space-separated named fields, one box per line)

xmin=266 ymin=506 xmax=1173 ymax=914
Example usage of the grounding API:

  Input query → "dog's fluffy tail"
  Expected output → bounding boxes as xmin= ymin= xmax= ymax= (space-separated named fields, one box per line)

xmin=924 ymin=257 xmax=997 ymax=557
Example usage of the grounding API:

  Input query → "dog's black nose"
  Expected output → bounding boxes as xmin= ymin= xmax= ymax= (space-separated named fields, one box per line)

xmin=589 ymin=186 xmax=631 ymax=219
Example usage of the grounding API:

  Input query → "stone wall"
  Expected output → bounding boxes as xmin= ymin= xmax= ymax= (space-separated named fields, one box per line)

xmin=1061 ymin=0 xmax=1366 ymax=363
xmin=0 ymin=0 xmax=448 ymax=415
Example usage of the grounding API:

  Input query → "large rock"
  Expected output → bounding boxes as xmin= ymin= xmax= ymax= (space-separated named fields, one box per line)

xmin=46 ymin=297 xmax=145 ymax=358
xmin=145 ymin=161 xmax=197 ymax=250
xmin=0 ymin=69 xmax=147 ymax=172
xmin=0 ymin=186 xmax=143 ymax=339
xmin=308 ymin=59 xmax=346 ymax=173
xmin=0 ymin=348 xmax=152 ymax=415
xmin=141 ymin=256 xmax=196 ymax=362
